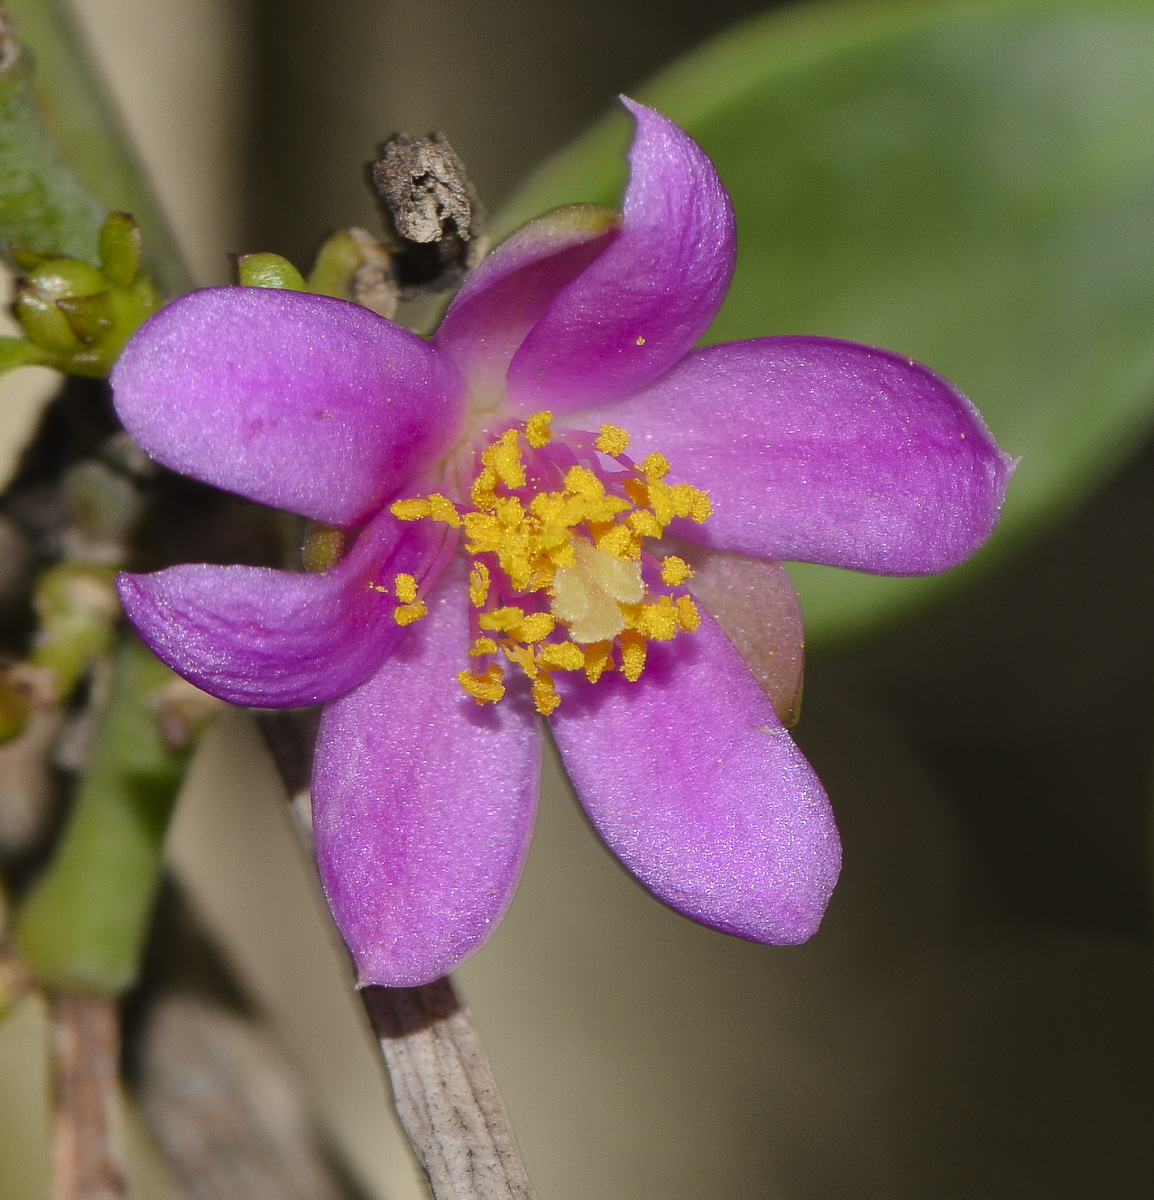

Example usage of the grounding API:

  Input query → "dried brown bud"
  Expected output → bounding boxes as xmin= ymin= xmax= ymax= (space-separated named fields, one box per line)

xmin=368 ymin=133 xmax=485 ymax=300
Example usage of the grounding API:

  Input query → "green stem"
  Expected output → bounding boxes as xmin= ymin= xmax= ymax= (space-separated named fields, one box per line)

xmin=15 ymin=635 xmax=201 ymax=994
xmin=1 ymin=0 xmax=189 ymax=294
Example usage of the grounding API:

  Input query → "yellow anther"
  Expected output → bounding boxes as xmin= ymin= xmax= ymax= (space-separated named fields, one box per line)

xmin=642 ymin=452 xmax=671 ymax=480
xmin=583 ymin=641 xmax=614 ymax=683
xmin=596 ymin=424 xmax=630 ymax=456
xmin=470 ymin=465 xmax=500 ymax=509
xmin=525 ymin=411 xmax=554 ymax=447
xmin=469 ymin=636 xmax=498 ymax=657
xmin=660 ymin=555 xmax=692 ymax=586
xmin=496 ymin=495 xmax=525 ymax=527
xmin=469 ymin=561 xmax=490 ymax=607
xmin=634 ymin=598 xmax=678 ymax=641
xmin=595 ymin=523 xmax=637 ymax=561
xmin=532 ymin=673 xmax=561 ymax=715
xmin=394 ymin=573 xmax=418 ymax=603
xmin=620 ymin=631 xmax=647 ymax=682
xmin=628 ymin=509 xmax=663 ymax=539
xmin=529 ymin=490 xmax=565 ymax=524
xmin=514 ymin=612 xmax=555 ymax=642
xmin=427 ymin=493 xmax=461 ymax=527
xmin=564 ymin=465 xmax=604 ymax=500
xmin=458 ymin=664 xmax=505 ymax=704
xmin=675 ymin=595 xmax=701 ymax=631
xmin=393 ymin=600 xmax=428 ymax=626
xmin=670 ymin=483 xmax=712 ymax=523
xmin=481 ymin=428 xmax=526 ymax=488
xmin=390 ymin=498 xmax=431 ymax=521
xmin=504 ymin=642 xmax=538 ymax=678
xmin=478 ymin=606 xmax=526 ymax=633
xmin=538 ymin=641 xmax=586 ymax=671
xmin=648 ymin=479 xmax=675 ymax=527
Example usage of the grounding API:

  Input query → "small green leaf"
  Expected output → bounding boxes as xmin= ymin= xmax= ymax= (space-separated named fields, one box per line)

xmin=499 ymin=0 xmax=1154 ymax=647
xmin=15 ymin=636 xmax=199 ymax=994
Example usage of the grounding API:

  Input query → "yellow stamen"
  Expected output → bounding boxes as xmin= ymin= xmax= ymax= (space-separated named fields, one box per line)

xmin=583 ymin=641 xmax=614 ymax=683
xmin=620 ymin=631 xmax=647 ymax=682
xmin=642 ymin=452 xmax=670 ymax=480
xmin=478 ymin=605 xmax=527 ymax=633
xmin=391 ymin=497 xmax=430 ymax=521
xmin=427 ymin=493 xmax=461 ymax=527
xmin=675 ymin=595 xmax=700 ymax=631
xmin=458 ymin=664 xmax=505 ymax=704
xmin=532 ymin=672 xmax=561 ymax=715
xmin=469 ymin=561 xmax=490 ymax=607
xmin=389 ymin=415 xmax=712 ymax=710
xmin=596 ymin=424 xmax=630 ymax=456
xmin=537 ymin=641 xmax=585 ymax=671
xmin=525 ymin=411 xmax=554 ymax=447
xmin=393 ymin=600 xmax=428 ymax=626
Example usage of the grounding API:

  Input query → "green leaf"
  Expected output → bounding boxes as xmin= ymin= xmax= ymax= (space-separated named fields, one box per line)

xmin=2 ymin=0 xmax=190 ymax=295
xmin=498 ymin=0 xmax=1154 ymax=648
xmin=15 ymin=636 xmax=197 ymax=994
xmin=0 ymin=35 xmax=106 ymax=266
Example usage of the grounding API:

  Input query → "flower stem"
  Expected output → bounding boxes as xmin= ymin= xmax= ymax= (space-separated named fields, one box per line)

xmin=50 ymin=991 xmax=127 ymax=1200
xmin=362 ymin=982 xmax=537 ymax=1200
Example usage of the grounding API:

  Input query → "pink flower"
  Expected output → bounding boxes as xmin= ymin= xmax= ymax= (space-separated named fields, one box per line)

xmin=112 ymin=100 xmax=1011 ymax=986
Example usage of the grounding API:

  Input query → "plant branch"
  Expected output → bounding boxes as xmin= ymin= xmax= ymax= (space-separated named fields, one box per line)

xmin=51 ymin=991 xmax=127 ymax=1200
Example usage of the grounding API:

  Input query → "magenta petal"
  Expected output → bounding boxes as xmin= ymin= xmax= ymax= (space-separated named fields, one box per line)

xmin=312 ymin=568 xmax=541 ymax=987
xmin=435 ymin=204 xmax=620 ymax=402
xmin=112 ymin=288 xmax=465 ymax=527
xmin=549 ymin=610 xmax=840 ymax=944
xmin=579 ymin=337 xmax=1014 ymax=574
xmin=117 ymin=511 xmax=429 ymax=707
xmin=504 ymin=98 xmax=736 ymax=414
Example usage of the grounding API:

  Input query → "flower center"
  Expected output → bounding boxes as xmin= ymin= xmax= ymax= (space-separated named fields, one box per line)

xmin=388 ymin=412 xmax=710 ymax=715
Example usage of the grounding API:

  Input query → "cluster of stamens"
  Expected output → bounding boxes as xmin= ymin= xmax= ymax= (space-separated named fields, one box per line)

xmin=388 ymin=411 xmax=711 ymax=715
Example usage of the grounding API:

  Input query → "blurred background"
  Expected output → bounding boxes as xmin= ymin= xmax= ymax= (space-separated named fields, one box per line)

xmin=3 ymin=0 xmax=1154 ymax=1197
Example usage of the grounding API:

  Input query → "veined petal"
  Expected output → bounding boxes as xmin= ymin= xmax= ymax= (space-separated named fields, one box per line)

xmin=112 ymin=288 xmax=466 ymax=527
xmin=435 ymin=204 xmax=620 ymax=403
xmin=505 ymin=98 xmax=736 ymax=415
xmin=549 ymin=608 xmax=840 ymax=945
xmin=579 ymin=337 xmax=1014 ymax=574
xmin=312 ymin=567 xmax=541 ymax=987
xmin=117 ymin=510 xmax=433 ymax=707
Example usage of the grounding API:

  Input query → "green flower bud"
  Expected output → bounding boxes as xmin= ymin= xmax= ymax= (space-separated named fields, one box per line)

xmin=237 ymin=252 xmax=306 ymax=290
xmin=98 ymin=212 xmax=143 ymax=287
xmin=27 ymin=257 xmax=106 ymax=298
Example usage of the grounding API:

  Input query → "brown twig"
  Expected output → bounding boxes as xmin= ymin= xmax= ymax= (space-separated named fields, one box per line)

xmin=363 ymin=983 xmax=536 ymax=1200
xmin=51 ymin=992 xmax=127 ymax=1200
xmin=256 ymin=711 xmax=538 ymax=1200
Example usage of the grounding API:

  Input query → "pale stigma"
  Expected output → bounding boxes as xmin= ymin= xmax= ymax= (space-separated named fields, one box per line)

xmin=551 ymin=537 xmax=644 ymax=643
